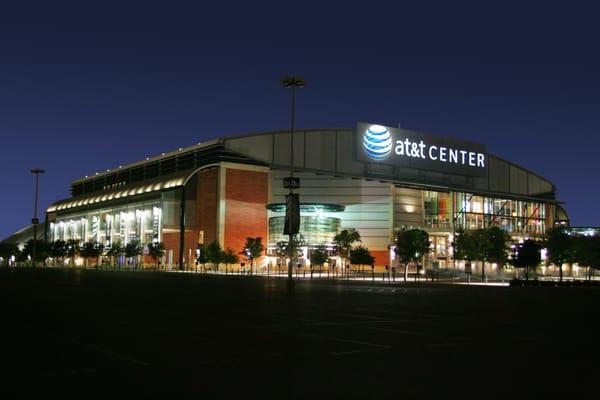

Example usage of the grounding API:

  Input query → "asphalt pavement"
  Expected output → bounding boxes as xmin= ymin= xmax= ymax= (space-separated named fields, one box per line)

xmin=0 ymin=268 xmax=597 ymax=399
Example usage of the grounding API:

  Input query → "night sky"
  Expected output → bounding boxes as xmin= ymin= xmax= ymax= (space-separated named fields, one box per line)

xmin=1 ymin=2 xmax=599 ymax=239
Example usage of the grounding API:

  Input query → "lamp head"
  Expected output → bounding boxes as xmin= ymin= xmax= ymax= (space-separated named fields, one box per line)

xmin=280 ymin=76 xmax=306 ymax=88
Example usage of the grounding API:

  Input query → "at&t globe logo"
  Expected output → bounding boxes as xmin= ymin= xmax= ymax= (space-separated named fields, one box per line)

xmin=363 ymin=125 xmax=393 ymax=160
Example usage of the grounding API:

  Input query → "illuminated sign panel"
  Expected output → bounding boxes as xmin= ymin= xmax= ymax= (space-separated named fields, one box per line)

xmin=356 ymin=122 xmax=488 ymax=176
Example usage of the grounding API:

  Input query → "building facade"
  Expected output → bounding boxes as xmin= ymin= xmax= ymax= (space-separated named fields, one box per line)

xmin=45 ymin=123 xmax=569 ymax=271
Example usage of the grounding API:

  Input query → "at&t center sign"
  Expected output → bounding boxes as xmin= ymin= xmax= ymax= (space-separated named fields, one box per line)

xmin=357 ymin=122 xmax=488 ymax=176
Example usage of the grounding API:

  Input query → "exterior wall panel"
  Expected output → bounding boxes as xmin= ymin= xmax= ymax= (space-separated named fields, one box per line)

xmin=269 ymin=171 xmax=392 ymax=255
xmin=509 ymin=165 xmax=528 ymax=195
xmin=305 ymin=130 xmax=336 ymax=171
xmin=226 ymin=135 xmax=273 ymax=164
xmin=489 ymin=157 xmax=509 ymax=193
xmin=394 ymin=187 xmax=423 ymax=228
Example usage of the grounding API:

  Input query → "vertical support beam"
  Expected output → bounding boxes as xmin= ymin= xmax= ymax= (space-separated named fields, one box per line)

xmin=217 ymin=166 xmax=226 ymax=248
xmin=44 ymin=213 xmax=49 ymax=243
xmin=178 ymin=185 xmax=186 ymax=270
xmin=451 ymin=191 xmax=456 ymax=269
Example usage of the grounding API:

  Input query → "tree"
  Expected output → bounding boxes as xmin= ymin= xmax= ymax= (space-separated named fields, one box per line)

xmin=484 ymin=227 xmax=511 ymax=279
xmin=574 ymin=235 xmax=600 ymax=281
xmin=21 ymin=239 xmax=50 ymax=265
xmin=0 ymin=242 xmax=19 ymax=267
xmin=196 ymin=243 xmax=209 ymax=271
xmin=106 ymin=242 xmax=124 ymax=268
xmin=65 ymin=239 xmax=80 ymax=267
xmin=240 ymin=237 xmax=264 ymax=273
xmin=544 ymin=227 xmax=575 ymax=283
xmin=206 ymin=241 xmax=223 ymax=272
xmin=395 ymin=228 xmax=431 ymax=282
xmin=586 ymin=236 xmax=600 ymax=281
xmin=80 ymin=241 xmax=104 ymax=267
xmin=49 ymin=240 xmax=67 ymax=267
xmin=453 ymin=229 xmax=487 ymax=279
xmin=147 ymin=242 xmax=165 ymax=268
xmin=309 ymin=245 xmax=329 ymax=272
xmin=512 ymin=239 xmax=541 ymax=281
xmin=472 ymin=229 xmax=490 ymax=280
xmin=349 ymin=245 xmax=375 ymax=271
xmin=333 ymin=228 xmax=361 ymax=271
xmin=274 ymin=241 xmax=288 ymax=270
xmin=124 ymin=240 xmax=142 ymax=268
xmin=222 ymin=248 xmax=239 ymax=272
xmin=274 ymin=234 xmax=306 ymax=271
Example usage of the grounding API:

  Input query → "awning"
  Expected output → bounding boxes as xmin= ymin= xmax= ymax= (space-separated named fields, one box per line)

xmin=46 ymin=171 xmax=191 ymax=213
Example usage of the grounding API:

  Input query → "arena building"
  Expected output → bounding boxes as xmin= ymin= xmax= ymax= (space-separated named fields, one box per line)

xmin=44 ymin=123 xmax=570 ymax=271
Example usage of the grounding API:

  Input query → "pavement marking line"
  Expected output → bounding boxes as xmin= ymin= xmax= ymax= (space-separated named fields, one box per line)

xmin=362 ymin=326 xmax=471 ymax=341
xmin=328 ymin=350 xmax=362 ymax=356
xmin=119 ymin=321 xmax=283 ymax=358
xmin=55 ymin=336 xmax=151 ymax=367
xmin=262 ymin=312 xmax=320 ymax=324
xmin=353 ymin=307 xmax=465 ymax=321
xmin=249 ymin=325 xmax=393 ymax=350
xmin=303 ymin=309 xmax=405 ymax=322
xmin=304 ymin=319 xmax=398 ymax=327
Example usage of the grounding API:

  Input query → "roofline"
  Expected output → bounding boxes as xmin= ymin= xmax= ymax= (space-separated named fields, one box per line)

xmin=489 ymin=154 xmax=555 ymax=193
xmin=71 ymin=128 xmax=349 ymax=184
xmin=71 ymin=139 xmax=222 ymax=184
xmin=70 ymin=126 xmax=555 ymax=197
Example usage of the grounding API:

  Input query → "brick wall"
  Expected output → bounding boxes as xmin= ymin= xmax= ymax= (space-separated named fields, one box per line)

xmin=224 ymin=168 xmax=268 ymax=256
xmin=163 ymin=230 xmax=200 ymax=268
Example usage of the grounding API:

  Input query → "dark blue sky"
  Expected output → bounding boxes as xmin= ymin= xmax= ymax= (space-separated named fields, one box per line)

xmin=1 ymin=2 xmax=598 ymax=238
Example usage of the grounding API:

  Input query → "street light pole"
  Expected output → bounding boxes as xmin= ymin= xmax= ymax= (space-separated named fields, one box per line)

xmin=31 ymin=168 xmax=45 ymax=267
xmin=281 ymin=76 xmax=305 ymax=282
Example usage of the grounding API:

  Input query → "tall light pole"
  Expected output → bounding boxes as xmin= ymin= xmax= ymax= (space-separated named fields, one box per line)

xmin=31 ymin=168 xmax=45 ymax=267
xmin=281 ymin=76 xmax=305 ymax=281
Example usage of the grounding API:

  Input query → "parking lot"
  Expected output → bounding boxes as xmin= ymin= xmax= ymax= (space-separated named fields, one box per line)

xmin=0 ymin=268 xmax=597 ymax=398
